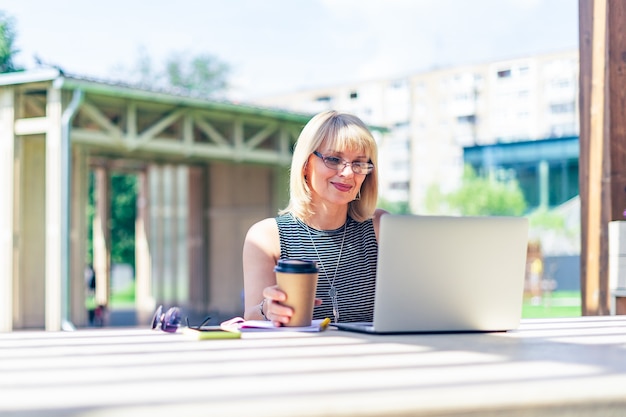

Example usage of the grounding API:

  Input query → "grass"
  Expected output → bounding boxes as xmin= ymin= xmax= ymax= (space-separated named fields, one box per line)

xmin=108 ymin=285 xmax=583 ymax=318
xmin=110 ymin=284 xmax=136 ymax=308
xmin=522 ymin=290 xmax=581 ymax=318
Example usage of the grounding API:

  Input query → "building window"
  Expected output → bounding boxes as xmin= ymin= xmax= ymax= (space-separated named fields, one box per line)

xmin=497 ymin=69 xmax=512 ymax=79
xmin=349 ymin=91 xmax=358 ymax=100
xmin=316 ymin=95 xmax=332 ymax=102
xmin=390 ymin=79 xmax=407 ymax=89
xmin=390 ymin=181 xmax=410 ymax=191
xmin=550 ymin=102 xmax=575 ymax=114
xmin=457 ymin=115 xmax=476 ymax=124
xmin=551 ymin=78 xmax=572 ymax=89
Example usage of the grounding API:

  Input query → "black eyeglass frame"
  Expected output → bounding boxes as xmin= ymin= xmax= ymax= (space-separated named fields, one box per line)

xmin=312 ymin=151 xmax=374 ymax=175
xmin=151 ymin=304 xmax=212 ymax=333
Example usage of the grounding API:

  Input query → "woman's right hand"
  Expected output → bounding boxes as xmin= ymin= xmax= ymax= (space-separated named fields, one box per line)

xmin=262 ymin=285 xmax=292 ymax=326
xmin=261 ymin=285 xmax=323 ymax=326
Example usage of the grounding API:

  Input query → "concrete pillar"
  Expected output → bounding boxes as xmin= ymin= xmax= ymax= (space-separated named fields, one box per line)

xmin=0 ymin=88 xmax=14 ymax=332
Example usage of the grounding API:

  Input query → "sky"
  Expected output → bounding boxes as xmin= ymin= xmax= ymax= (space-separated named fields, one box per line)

xmin=3 ymin=0 xmax=579 ymax=101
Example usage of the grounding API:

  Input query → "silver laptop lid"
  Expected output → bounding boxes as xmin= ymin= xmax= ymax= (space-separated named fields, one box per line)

xmin=373 ymin=215 xmax=528 ymax=332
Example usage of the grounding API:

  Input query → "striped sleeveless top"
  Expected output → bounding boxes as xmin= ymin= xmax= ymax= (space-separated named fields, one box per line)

xmin=276 ymin=213 xmax=378 ymax=322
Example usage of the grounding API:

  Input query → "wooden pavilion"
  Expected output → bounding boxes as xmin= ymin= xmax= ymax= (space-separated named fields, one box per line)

xmin=0 ymin=68 xmax=313 ymax=330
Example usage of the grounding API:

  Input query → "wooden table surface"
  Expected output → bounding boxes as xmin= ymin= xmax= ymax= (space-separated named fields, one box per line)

xmin=1 ymin=316 xmax=625 ymax=417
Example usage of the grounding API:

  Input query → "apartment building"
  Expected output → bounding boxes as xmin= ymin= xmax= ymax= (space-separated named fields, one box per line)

xmin=254 ymin=49 xmax=579 ymax=213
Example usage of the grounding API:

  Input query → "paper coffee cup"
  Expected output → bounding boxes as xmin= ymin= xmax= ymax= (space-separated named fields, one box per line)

xmin=274 ymin=259 xmax=319 ymax=327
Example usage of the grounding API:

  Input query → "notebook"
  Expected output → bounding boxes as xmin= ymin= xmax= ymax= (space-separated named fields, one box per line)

xmin=333 ymin=214 xmax=529 ymax=334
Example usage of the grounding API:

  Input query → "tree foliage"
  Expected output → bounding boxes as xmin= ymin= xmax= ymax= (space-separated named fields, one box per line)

xmin=448 ymin=165 xmax=527 ymax=216
xmin=0 ymin=11 xmax=22 ymax=73
xmin=118 ymin=46 xmax=230 ymax=97
xmin=377 ymin=198 xmax=411 ymax=214
xmin=528 ymin=206 xmax=566 ymax=230
xmin=165 ymin=52 xmax=230 ymax=96
xmin=87 ymin=172 xmax=137 ymax=269
xmin=427 ymin=165 xmax=527 ymax=216
xmin=109 ymin=174 xmax=137 ymax=268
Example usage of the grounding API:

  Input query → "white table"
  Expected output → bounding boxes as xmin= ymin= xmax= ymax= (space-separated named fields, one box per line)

xmin=1 ymin=316 xmax=625 ymax=417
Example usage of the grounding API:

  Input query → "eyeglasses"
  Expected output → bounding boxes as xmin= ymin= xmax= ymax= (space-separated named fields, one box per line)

xmin=151 ymin=305 xmax=212 ymax=333
xmin=312 ymin=151 xmax=374 ymax=175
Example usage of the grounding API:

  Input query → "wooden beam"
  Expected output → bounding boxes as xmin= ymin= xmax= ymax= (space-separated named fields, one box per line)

xmin=80 ymin=101 xmax=123 ymax=138
xmin=607 ymin=0 xmax=626 ymax=314
xmin=45 ymin=87 xmax=63 ymax=330
xmin=14 ymin=116 xmax=48 ymax=135
xmin=137 ymin=108 xmax=185 ymax=143
xmin=0 ymin=87 xmax=15 ymax=332
xmin=93 ymin=165 xmax=111 ymax=312
xmin=195 ymin=116 xmax=229 ymax=146
xmin=579 ymin=0 xmax=626 ymax=315
xmin=70 ymin=145 xmax=88 ymax=326
xmin=135 ymin=169 xmax=154 ymax=325
xmin=245 ymin=123 xmax=278 ymax=150
xmin=607 ymin=0 xmax=626 ymax=220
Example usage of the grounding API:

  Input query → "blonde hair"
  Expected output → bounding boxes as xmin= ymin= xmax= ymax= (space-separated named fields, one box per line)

xmin=279 ymin=110 xmax=378 ymax=222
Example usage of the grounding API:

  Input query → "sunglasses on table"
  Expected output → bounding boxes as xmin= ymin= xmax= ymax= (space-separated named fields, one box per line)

xmin=151 ymin=305 xmax=213 ymax=333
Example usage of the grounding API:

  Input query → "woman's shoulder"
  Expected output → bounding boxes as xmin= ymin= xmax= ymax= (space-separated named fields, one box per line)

xmin=246 ymin=217 xmax=279 ymax=242
xmin=244 ymin=217 xmax=280 ymax=258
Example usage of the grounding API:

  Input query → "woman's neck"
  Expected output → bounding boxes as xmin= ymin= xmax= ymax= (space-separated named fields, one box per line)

xmin=304 ymin=203 xmax=348 ymax=230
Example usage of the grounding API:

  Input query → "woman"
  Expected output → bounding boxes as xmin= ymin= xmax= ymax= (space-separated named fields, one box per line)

xmin=243 ymin=110 xmax=387 ymax=324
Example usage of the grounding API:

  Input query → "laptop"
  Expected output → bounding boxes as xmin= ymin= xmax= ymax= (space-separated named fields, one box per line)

xmin=333 ymin=214 xmax=529 ymax=334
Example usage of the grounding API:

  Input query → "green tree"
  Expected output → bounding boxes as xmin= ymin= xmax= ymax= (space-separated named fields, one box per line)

xmin=528 ymin=207 xmax=566 ymax=229
xmin=0 ymin=11 xmax=22 ymax=73
xmin=428 ymin=165 xmax=527 ymax=216
xmin=377 ymin=198 xmax=411 ymax=214
xmin=424 ymin=183 xmax=446 ymax=214
xmin=86 ymin=172 xmax=137 ymax=269
xmin=109 ymin=173 xmax=137 ymax=268
xmin=165 ymin=52 xmax=230 ymax=97
xmin=117 ymin=46 xmax=230 ymax=97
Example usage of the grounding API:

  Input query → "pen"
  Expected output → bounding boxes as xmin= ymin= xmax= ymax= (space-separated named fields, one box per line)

xmin=319 ymin=317 xmax=331 ymax=331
